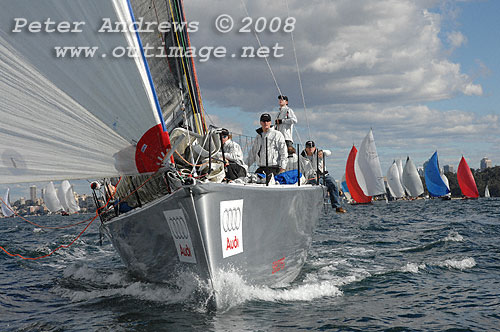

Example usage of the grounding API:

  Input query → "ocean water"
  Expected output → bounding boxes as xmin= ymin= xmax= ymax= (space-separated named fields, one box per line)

xmin=1 ymin=198 xmax=499 ymax=331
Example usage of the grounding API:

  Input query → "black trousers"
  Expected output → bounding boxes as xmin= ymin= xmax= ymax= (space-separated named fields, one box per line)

xmin=255 ymin=166 xmax=281 ymax=184
xmin=225 ymin=162 xmax=246 ymax=180
xmin=255 ymin=166 xmax=280 ymax=176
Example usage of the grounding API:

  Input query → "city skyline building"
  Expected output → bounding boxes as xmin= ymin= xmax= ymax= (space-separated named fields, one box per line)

xmin=480 ymin=157 xmax=492 ymax=170
xmin=443 ymin=165 xmax=454 ymax=173
xmin=29 ymin=185 xmax=36 ymax=202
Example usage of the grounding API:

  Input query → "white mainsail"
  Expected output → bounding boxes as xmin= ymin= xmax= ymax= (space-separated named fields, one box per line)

xmin=1 ymin=188 xmax=15 ymax=217
xmin=441 ymin=173 xmax=451 ymax=198
xmin=43 ymin=182 xmax=64 ymax=213
xmin=485 ymin=185 xmax=490 ymax=198
xmin=62 ymin=180 xmax=81 ymax=214
xmin=0 ymin=1 xmax=174 ymax=184
xmin=396 ymin=158 xmax=406 ymax=195
xmin=56 ymin=183 xmax=70 ymax=212
xmin=387 ymin=161 xmax=405 ymax=198
xmin=354 ymin=129 xmax=386 ymax=196
xmin=402 ymin=157 xmax=424 ymax=197
xmin=441 ymin=173 xmax=450 ymax=191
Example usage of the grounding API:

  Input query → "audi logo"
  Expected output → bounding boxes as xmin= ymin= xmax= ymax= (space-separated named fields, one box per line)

xmin=169 ymin=216 xmax=189 ymax=240
xmin=222 ymin=207 xmax=242 ymax=232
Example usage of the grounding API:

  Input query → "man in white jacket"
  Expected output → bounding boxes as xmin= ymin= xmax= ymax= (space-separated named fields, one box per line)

xmin=216 ymin=128 xmax=247 ymax=180
xmin=246 ymin=113 xmax=287 ymax=180
xmin=275 ymin=95 xmax=297 ymax=150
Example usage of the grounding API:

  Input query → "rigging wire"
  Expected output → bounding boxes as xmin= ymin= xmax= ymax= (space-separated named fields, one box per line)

xmin=179 ymin=0 xmax=208 ymax=133
xmin=239 ymin=0 xmax=283 ymax=97
xmin=173 ymin=0 xmax=205 ymax=133
xmin=168 ymin=0 xmax=202 ymax=135
xmin=283 ymin=0 xmax=312 ymax=142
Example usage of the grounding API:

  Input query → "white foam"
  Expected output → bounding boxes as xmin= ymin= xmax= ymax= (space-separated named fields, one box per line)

xmin=437 ymin=257 xmax=476 ymax=270
xmin=401 ymin=262 xmax=426 ymax=273
xmin=443 ymin=231 xmax=463 ymax=242
xmin=211 ymin=269 xmax=342 ymax=312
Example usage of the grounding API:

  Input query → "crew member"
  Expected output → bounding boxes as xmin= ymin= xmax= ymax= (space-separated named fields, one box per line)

xmin=216 ymin=128 xmax=247 ymax=180
xmin=301 ymin=140 xmax=346 ymax=213
xmin=275 ymin=95 xmax=297 ymax=150
xmin=247 ymin=113 xmax=287 ymax=180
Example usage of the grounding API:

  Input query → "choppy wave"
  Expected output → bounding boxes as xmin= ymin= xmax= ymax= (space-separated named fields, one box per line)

xmin=2 ymin=197 xmax=499 ymax=331
xmin=436 ymin=257 xmax=476 ymax=270
xmin=399 ymin=257 xmax=476 ymax=273
xmin=400 ymin=262 xmax=427 ymax=273
xmin=399 ymin=230 xmax=464 ymax=253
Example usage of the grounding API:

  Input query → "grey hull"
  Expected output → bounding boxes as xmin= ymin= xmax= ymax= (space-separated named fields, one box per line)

xmin=102 ymin=182 xmax=324 ymax=289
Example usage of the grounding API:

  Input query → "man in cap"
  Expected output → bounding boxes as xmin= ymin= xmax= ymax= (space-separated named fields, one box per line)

xmin=275 ymin=95 xmax=297 ymax=150
xmin=215 ymin=128 xmax=247 ymax=180
xmin=301 ymin=140 xmax=346 ymax=213
xmin=247 ymin=113 xmax=287 ymax=180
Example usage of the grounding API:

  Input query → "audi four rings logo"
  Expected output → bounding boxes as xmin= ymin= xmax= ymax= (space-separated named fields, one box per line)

xmin=222 ymin=207 xmax=242 ymax=232
xmin=169 ymin=216 xmax=189 ymax=240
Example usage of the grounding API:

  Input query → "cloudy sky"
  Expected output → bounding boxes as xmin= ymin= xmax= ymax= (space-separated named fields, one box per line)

xmin=2 ymin=0 xmax=498 ymax=201
xmin=184 ymin=0 xmax=499 ymax=180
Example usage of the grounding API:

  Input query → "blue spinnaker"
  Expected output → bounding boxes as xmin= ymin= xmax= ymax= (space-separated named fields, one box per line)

xmin=424 ymin=151 xmax=450 ymax=197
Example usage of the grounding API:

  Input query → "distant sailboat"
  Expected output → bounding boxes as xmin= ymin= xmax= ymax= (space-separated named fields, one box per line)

xmin=402 ymin=156 xmax=424 ymax=198
xmin=485 ymin=185 xmax=490 ymax=198
xmin=424 ymin=151 xmax=450 ymax=198
xmin=61 ymin=180 xmax=81 ymax=214
xmin=43 ymin=181 xmax=64 ymax=213
xmin=457 ymin=156 xmax=479 ymax=198
xmin=386 ymin=161 xmax=405 ymax=199
xmin=355 ymin=129 xmax=386 ymax=197
xmin=43 ymin=181 xmax=80 ymax=214
xmin=345 ymin=145 xmax=372 ymax=203
xmin=1 ymin=188 xmax=15 ymax=217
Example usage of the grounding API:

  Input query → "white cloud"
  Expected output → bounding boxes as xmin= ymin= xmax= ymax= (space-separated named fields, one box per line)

xmin=185 ymin=0 xmax=482 ymax=109
xmin=447 ymin=30 xmax=467 ymax=48
xmin=182 ymin=0 xmax=491 ymax=177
